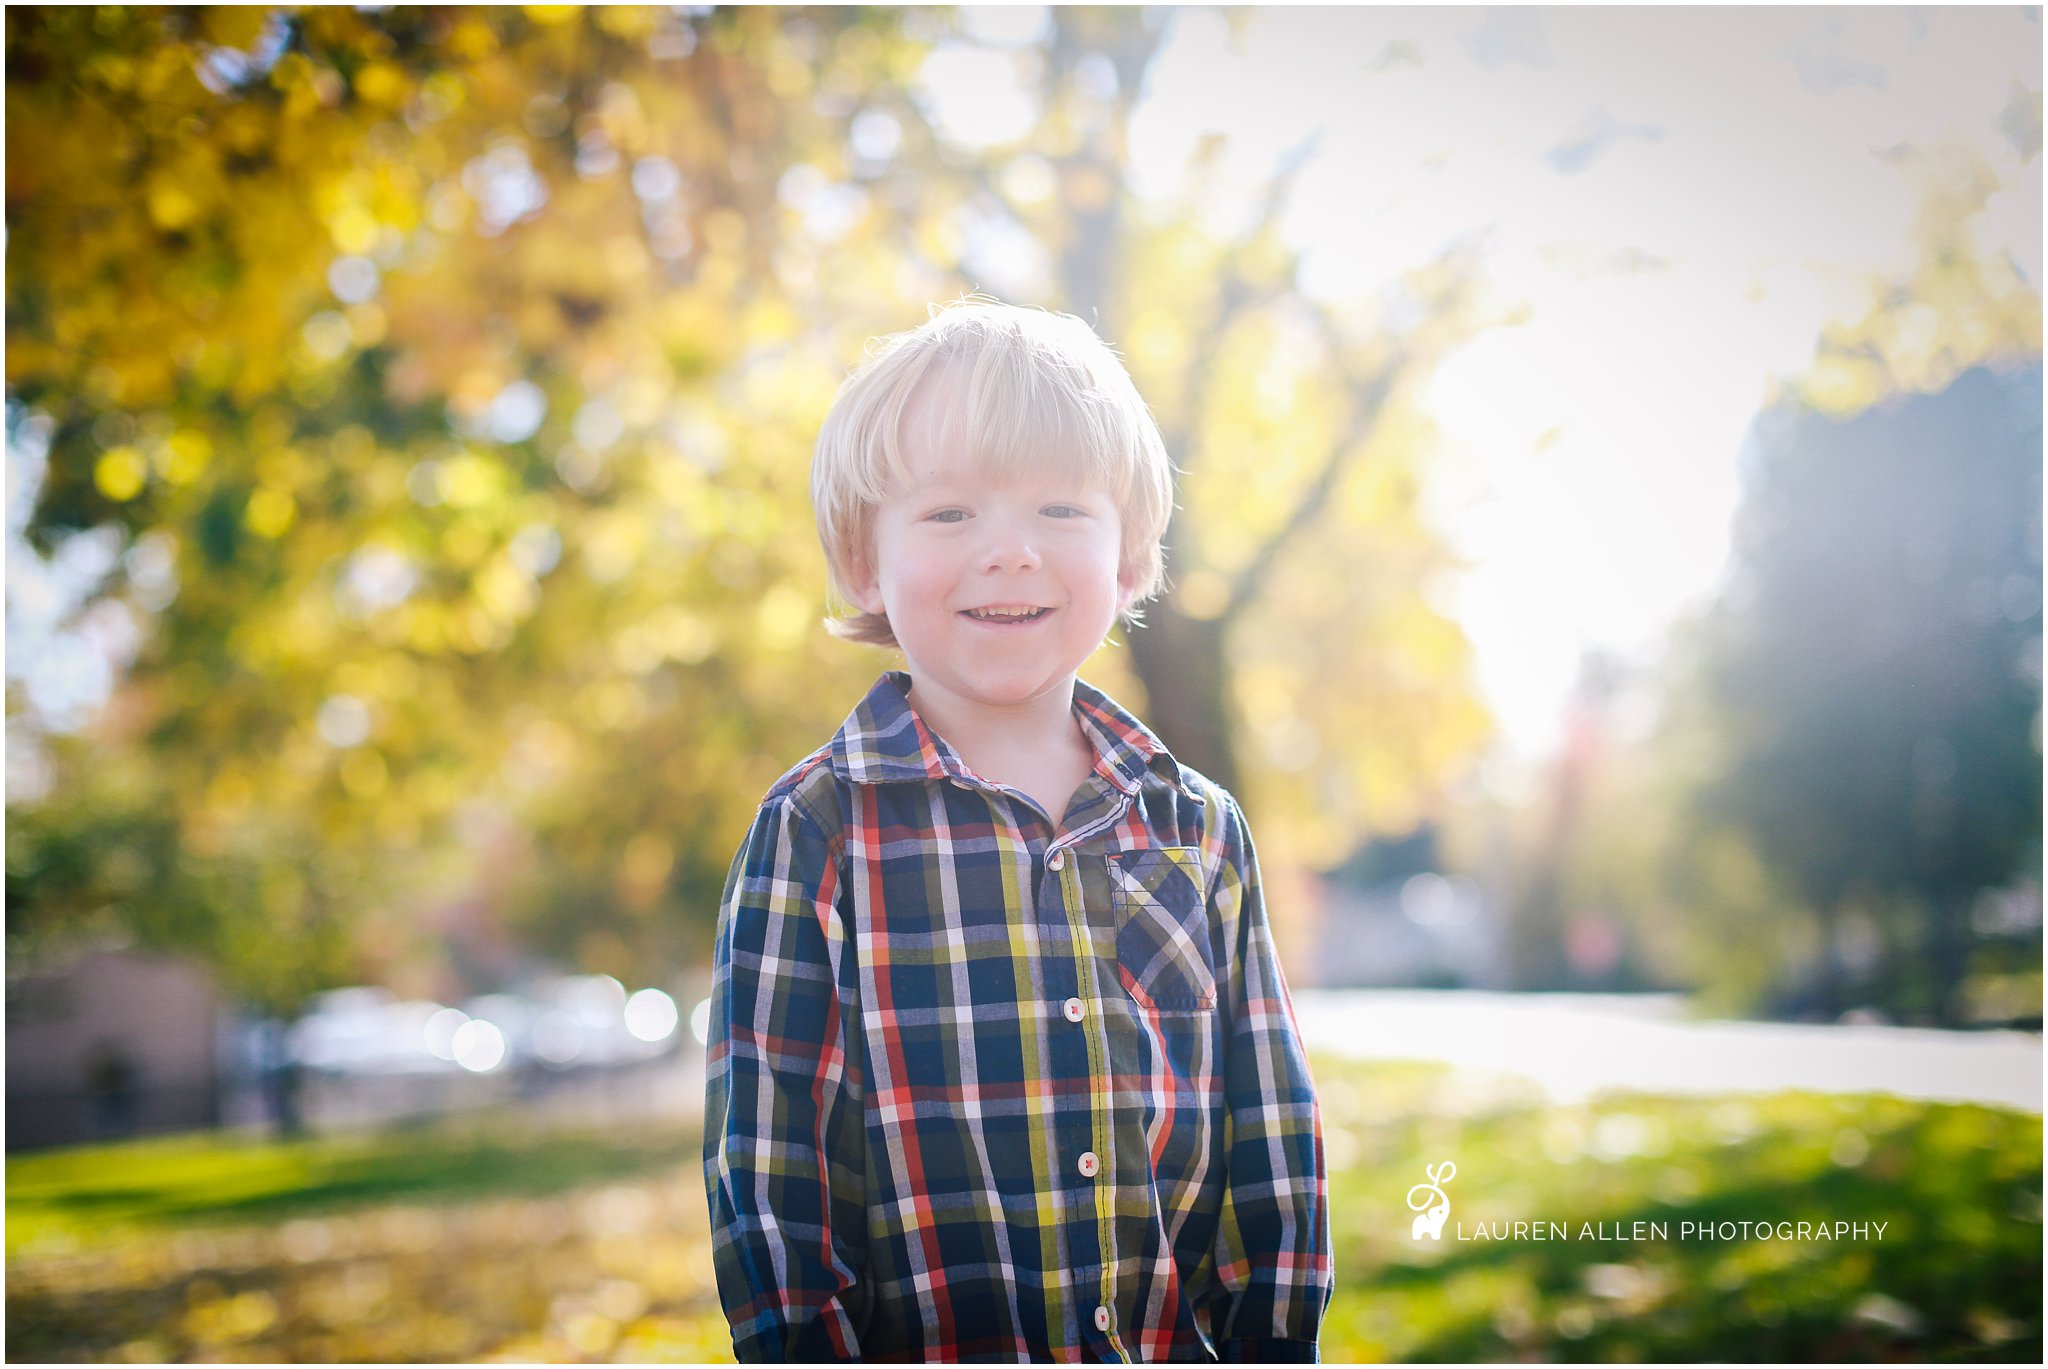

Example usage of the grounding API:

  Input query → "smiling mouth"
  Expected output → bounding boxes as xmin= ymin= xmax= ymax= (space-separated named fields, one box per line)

xmin=962 ymin=606 xmax=1051 ymax=622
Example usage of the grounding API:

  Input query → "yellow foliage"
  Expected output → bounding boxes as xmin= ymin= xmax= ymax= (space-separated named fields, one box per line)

xmin=475 ymin=559 xmax=539 ymax=624
xmin=439 ymin=453 xmax=509 ymax=511
xmin=244 ymin=487 xmax=297 ymax=538
xmin=595 ymin=8 xmax=661 ymax=40
xmin=196 ymin=8 xmax=270 ymax=51
xmin=340 ymin=750 xmax=390 ymax=798
xmin=8 ymin=6 xmax=1495 ymax=1000
xmin=353 ymin=61 xmax=408 ymax=108
xmin=1793 ymin=143 xmax=2041 ymax=417
xmin=163 ymin=430 xmax=213 ymax=484
xmin=94 ymin=447 xmax=149 ymax=502
xmin=145 ymin=175 xmax=202 ymax=232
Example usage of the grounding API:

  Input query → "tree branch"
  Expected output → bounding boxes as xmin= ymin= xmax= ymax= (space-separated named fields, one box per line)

xmin=1216 ymin=339 xmax=1405 ymax=628
xmin=1159 ymin=132 xmax=1321 ymax=462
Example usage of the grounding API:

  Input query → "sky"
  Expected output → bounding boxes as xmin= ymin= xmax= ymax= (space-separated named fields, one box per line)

xmin=928 ymin=4 xmax=2043 ymax=761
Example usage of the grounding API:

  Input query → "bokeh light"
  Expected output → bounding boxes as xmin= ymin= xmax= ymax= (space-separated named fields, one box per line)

xmin=623 ymin=989 xmax=679 ymax=1044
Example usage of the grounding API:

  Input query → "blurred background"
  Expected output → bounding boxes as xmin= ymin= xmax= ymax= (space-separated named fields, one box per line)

xmin=5 ymin=5 xmax=2041 ymax=1363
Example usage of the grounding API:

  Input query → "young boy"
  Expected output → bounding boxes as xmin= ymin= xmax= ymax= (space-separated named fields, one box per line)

xmin=704 ymin=301 xmax=1332 ymax=1362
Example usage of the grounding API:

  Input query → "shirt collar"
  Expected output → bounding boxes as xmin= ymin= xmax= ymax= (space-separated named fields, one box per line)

xmin=827 ymin=670 xmax=1204 ymax=803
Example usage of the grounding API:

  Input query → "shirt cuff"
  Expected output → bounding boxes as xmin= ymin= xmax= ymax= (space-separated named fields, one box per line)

xmin=1217 ymin=1337 xmax=1319 ymax=1362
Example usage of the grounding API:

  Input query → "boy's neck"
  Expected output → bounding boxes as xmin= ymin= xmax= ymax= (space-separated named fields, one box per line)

xmin=903 ymin=673 xmax=1098 ymax=818
xmin=904 ymin=672 xmax=1084 ymax=764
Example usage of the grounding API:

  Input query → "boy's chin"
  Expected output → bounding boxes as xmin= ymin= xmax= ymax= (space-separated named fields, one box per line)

xmin=913 ymin=659 xmax=1084 ymax=706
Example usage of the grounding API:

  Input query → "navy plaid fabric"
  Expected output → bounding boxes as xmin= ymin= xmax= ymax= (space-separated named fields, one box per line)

xmin=705 ymin=671 xmax=1332 ymax=1362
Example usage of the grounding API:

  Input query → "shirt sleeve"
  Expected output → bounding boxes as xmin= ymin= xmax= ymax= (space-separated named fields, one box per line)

xmin=1207 ymin=793 xmax=1334 ymax=1360
xmin=704 ymin=793 xmax=869 ymax=1362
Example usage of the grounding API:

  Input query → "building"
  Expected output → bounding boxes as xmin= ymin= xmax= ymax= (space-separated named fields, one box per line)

xmin=6 ymin=947 xmax=222 ymax=1151
xmin=1312 ymin=825 xmax=1510 ymax=989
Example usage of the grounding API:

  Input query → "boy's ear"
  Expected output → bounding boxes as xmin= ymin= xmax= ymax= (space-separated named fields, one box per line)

xmin=1116 ymin=557 xmax=1144 ymax=612
xmin=846 ymin=553 xmax=886 ymax=616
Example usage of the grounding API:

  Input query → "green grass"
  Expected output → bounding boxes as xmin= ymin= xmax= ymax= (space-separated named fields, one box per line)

xmin=7 ymin=1114 xmax=697 ymax=1255
xmin=1314 ymin=1062 xmax=2042 ymax=1361
xmin=6 ymin=1060 xmax=2041 ymax=1362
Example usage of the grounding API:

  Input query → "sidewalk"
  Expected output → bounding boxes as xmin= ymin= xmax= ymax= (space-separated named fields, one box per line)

xmin=1292 ymin=989 xmax=2044 ymax=1112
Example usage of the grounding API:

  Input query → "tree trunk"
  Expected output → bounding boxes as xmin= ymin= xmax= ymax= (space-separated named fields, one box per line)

xmin=1810 ymin=898 xmax=1845 ymax=1022
xmin=1124 ymin=606 xmax=1240 ymax=797
xmin=1924 ymin=887 xmax=1972 ymax=1027
xmin=1044 ymin=16 xmax=1241 ymax=790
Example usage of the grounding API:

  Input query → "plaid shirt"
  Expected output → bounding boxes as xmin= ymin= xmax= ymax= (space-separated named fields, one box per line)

xmin=705 ymin=671 xmax=1331 ymax=1362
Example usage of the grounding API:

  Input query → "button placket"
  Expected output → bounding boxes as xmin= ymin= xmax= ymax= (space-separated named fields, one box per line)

xmin=1045 ymin=820 xmax=1122 ymax=1358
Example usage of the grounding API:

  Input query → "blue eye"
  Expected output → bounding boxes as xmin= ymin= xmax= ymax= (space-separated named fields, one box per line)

xmin=929 ymin=508 xmax=969 ymax=524
xmin=1042 ymin=504 xmax=1082 ymax=519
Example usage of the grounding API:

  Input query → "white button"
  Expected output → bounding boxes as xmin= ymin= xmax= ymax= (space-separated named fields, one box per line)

xmin=1077 ymin=1150 xmax=1099 ymax=1178
xmin=1047 ymin=850 xmax=1065 ymax=870
xmin=1094 ymin=1305 xmax=1111 ymax=1332
xmin=1062 ymin=997 xmax=1085 ymax=1023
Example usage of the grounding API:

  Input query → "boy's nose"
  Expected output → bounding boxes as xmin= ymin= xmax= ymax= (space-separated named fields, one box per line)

xmin=978 ymin=515 xmax=1041 ymax=574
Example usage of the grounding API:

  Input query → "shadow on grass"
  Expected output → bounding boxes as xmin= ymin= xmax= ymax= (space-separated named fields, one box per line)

xmin=9 ymin=1112 xmax=704 ymax=1238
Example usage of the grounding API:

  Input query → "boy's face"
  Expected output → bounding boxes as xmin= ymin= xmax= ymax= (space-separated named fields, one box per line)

xmin=849 ymin=381 xmax=1137 ymax=717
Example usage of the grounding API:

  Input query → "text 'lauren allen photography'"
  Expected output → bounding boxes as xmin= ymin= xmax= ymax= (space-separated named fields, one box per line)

xmin=1405 ymin=1160 xmax=1890 ymax=1245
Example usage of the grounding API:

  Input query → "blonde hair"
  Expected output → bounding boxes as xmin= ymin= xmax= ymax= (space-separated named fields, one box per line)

xmin=813 ymin=299 xmax=1175 ymax=648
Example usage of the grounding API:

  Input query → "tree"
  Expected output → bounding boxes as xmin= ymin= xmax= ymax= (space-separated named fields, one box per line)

xmin=7 ymin=7 xmax=1490 ymax=1004
xmin=1018 ymin=10 xmax=1495 ymax=865
xmin=1692 ymin=362 xmax=2041 ymax=1023
xmin=9 ymin=5 xmax=915 ymax=1001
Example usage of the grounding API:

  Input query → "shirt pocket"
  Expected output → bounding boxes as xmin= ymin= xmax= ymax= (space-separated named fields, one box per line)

xmin=1108 ymin=847 xmax=1217 ymax=1013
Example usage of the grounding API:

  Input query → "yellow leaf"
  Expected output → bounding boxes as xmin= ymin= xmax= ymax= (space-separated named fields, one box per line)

xmin=340 ymin=749 xmax=389 ymax=798
xmin=329 ymin=204 xmax=380 ymax=255
xmin=438 ymin=452 xmax=505 ymax=510
xmin=269 ymin=50 xmax=310 ymax=91
xmin=595 ymin=7 xmax=659 ymax=38
xmin=94 ymin=447 xmax=148 ymax=501
xmin=445 ymin=18 xmax=497 ymax=60
xmin=163 ymin=429 xmax=213 ymax=484
xmin=245 ymin=487 xmax=296 ymax=537
xmin=475 ymin=558 xmax=537 ymax=623
xmin=197 ymin=7 xmax=269 ymax=51
xmin=347 ymin=304 xmax=388 ymax=348
xmin=352 ymin=61 xmax=406 ymax=108
xmin=146 ymin=178 xmax=201 ymax=232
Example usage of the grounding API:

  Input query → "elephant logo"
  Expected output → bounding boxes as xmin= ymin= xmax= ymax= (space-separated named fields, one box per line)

xmin=1408 ymin=1160 xmax=1456 ymax=1240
